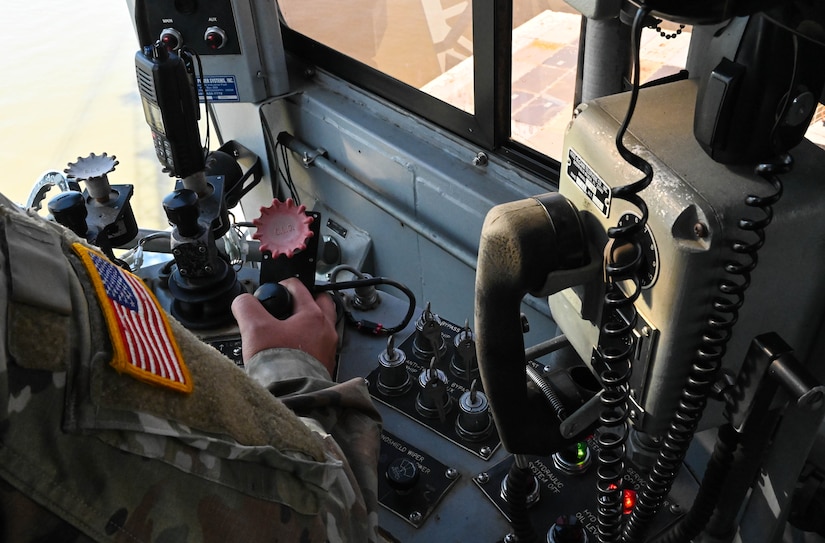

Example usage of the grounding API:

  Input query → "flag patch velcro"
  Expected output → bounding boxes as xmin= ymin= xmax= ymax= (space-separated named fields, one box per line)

xmin=72 ymin=243 xmax=192 ymax=393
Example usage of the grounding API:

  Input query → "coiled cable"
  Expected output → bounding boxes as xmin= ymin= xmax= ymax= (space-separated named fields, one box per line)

xmin=622 ymin=32 xmax=797 ymax=543
xmin=594 ymin=6 xmax=653 ymax=543
xmin=648 ymin=423 xmax=741 ymax=543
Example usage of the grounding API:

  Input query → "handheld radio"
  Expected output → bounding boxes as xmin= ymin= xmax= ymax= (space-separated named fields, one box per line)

xmin=135 ymin=42 xmax=204 ymax=179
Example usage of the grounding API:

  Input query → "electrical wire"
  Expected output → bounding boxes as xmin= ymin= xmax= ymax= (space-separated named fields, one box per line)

xmin=278 ymin=139 xmax=301 ymax=204
xmin=181 ymin=46 xmax=210 ymax=158
xmin=320 ymin=267 xmax=416 ymax=335
xmin=592 ymin=6 xmax=653 ymax=543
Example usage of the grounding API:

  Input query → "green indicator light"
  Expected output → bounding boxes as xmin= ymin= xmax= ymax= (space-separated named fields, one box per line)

xmin=576 ymin=442 xmax=588 ymax=462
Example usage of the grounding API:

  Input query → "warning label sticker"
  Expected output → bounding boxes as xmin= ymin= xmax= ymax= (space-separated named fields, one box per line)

xmin=567 ymin=148 xmax=611 ymax=217
xmin=197 ymin=75 xmax=240 ymax=102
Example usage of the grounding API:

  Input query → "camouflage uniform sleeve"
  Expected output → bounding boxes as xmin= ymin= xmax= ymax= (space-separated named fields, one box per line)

xmin=246 ymin=348 xmax=385 ymax=542
xmin=0 ymin=195 xmax=387 ymax=543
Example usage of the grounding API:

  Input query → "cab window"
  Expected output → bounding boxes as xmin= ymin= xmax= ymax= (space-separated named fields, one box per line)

xmin=279 ymin=2 xmax=693 ymax=176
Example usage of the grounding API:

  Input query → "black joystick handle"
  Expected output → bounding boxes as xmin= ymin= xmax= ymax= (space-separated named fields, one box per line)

xmin=48 ymin=191 xmax=88 ymax=237
xmin=163 ymin=189 xmax=201 ymax=238
xmin=254 ymin=283 xmax=293 ymax=320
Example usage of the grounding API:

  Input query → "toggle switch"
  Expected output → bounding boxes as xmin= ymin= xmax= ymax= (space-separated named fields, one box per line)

xmin=412 ymin=302 xmax=447 ymax=361
xmin=456 ymin=379 xmax=493 ymax=441
xmin=450 ymin=319 xmax=478 ymax=382
xmin=415 ymin=359 xmax=452 ymax=421
xmin=377 ymin=335 xmax=412 ymax=396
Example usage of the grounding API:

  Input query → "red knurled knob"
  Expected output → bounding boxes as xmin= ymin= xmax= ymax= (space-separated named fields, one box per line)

xmin=252 ymin=198 xmax=314 ymax=258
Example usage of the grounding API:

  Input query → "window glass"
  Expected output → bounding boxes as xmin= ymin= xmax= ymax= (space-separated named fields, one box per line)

xmin=2 ymin=0 xmax=168 ymax=230
xmin=510 ymin=5 xmax=581 ymax=162
xmin=279 ymin=0 xmax=475 ymax=113
xmin=510 ymin=4 xmax=692 ymax=161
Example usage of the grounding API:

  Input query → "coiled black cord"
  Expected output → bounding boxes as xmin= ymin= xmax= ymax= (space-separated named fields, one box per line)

xmin=505 ymin=457 xmax=540 ymax=543
xmin=649 ymin=423 xmax=740 ymax=543
xmin=628 ymin=153 xmax=789 ymax=543
xmin=594 ymin=6 xmax=653 ymax=543
xmin=622 ymin=33 xmax=797 ymax=543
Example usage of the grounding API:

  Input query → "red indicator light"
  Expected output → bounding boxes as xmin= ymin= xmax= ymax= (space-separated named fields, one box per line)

xmin=622 ymin=489 xmax=637 ymax=515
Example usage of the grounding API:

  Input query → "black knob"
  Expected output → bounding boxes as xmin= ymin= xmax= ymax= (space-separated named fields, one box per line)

xmin=48 ymin=191 xmax=88 ymax=237
xmin=254 ymin=283 xmax=293 ymax=320
xmin=321 ymin=235 xmax=341 ymax=266
xmin=386 ymin=457 xmax=419 ymax=495
xmin=163 ymin=189 xmax=201 ymax=238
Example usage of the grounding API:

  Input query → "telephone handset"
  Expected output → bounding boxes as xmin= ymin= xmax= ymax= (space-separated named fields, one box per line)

xmin=474 ymin=193 xmax=600 ymax=455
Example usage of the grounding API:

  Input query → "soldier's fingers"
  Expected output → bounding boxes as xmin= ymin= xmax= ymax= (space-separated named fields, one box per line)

xmin=315 ymin=291 xmax=337 ymax=324
xmin=280 ymin=277 xmax=314 ymax=314
xmin=231 ymin=293 xmax=273 ymax=326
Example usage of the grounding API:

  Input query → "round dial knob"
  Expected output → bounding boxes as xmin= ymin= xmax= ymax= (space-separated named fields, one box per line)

xmin=252 ymin=198 xmax=314 ymax=259
xmin=386 ymin=457 xmax=420 ymax=495
xmin=204 ymin=26 xmax=227 ymax=50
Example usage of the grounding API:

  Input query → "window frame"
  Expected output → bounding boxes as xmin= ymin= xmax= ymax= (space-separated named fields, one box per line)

xmin=279 ymin=0 xmax=564 ymax=183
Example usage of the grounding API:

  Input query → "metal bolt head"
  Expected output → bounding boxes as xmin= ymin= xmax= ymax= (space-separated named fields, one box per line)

xmin=693 ymin=222 xmax=708 ymax=238
xmin=476 ymin=472 xmax=490 ymax=484
xmin=408 ymin=511 xmax=422 ymax=524
xmin=504 ymin=533 xmax=518 ymax=543
xmin=480 ymin=446 xmax=492 ymax=458
xmin=446 ymin=468 xmax=459 ymax=480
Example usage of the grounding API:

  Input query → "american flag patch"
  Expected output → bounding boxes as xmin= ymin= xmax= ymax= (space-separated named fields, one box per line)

xmin=72 ymin=243 xmax=192 ymax=393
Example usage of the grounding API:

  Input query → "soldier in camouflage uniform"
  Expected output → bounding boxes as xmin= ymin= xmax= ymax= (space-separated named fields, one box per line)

xmin=0 ymin=192 xmax=384 ymax=542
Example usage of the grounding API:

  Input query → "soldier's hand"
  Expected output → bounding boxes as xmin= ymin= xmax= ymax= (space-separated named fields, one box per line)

xmin=231 ymin=278 xmax=338 ymax=376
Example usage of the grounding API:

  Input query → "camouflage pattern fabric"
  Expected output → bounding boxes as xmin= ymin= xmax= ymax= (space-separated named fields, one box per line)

xmin=0 ymin=195 xmax=384 ymax=542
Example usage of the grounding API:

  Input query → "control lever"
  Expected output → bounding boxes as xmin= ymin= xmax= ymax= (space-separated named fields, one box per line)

xmin=475 ymin=193 xmax=594 ymax=455
xmin=559 ymin=390 xmax=603 ymax=439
